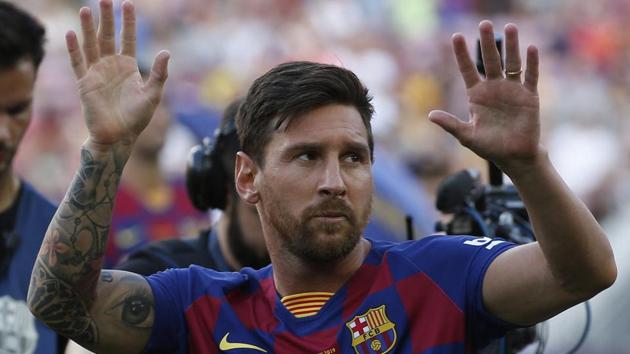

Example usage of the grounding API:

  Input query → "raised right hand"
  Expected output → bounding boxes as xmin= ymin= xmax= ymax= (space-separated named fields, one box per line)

xmin=428 ymin=21 xmax=541 ymax=176
xmin=66 ymin=0 xmax=169 ymax=147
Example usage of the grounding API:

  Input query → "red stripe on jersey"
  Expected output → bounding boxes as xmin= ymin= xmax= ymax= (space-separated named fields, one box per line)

xmin=359 ymin=341 xmax=370 ymax=354
xmin=185 ymin=295 xmax=222 ymax=354
xmin=226 ymin=279 xmax=278 ymax=332
xmin=274 ymin=326 xmax=338 ymax=353
xmin=396 ymin=272 xmax=465 ymax=353
xmin=343 ymin=258 xmax=393 ymax=319
xmin=382 ymin=330 xmax=392 ymax=347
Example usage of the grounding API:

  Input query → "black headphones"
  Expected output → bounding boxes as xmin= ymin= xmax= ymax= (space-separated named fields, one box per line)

xmin=185 ymin=119 xmax=237 ymax=211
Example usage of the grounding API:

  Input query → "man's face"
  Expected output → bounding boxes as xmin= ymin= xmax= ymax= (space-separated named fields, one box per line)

xmin=133 ymin=102 xmax=171 ymax=158
xmin=0 ymin=59 xmax=36 ymax=176
xmin=255 ymin=104 xmax=373 ymax=263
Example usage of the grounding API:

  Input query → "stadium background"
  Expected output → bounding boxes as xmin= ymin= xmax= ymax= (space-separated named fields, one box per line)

xmin=8 ymin=0 xmax=630 ymax=352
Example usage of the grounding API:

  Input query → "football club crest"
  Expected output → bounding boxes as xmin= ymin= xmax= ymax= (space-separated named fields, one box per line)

xmin=345 ymin=305 xmax=397 ymax=354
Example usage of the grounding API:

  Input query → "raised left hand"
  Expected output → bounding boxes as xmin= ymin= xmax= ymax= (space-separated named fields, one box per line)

xmin=429 ymin=21 xmax=541 ymax=173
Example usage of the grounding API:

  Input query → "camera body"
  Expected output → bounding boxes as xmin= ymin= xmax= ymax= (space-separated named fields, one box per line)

xmin=435 ymin=169 xmax=534 ymax=244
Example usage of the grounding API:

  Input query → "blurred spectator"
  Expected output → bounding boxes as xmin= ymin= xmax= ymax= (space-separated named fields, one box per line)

xmin=104 ymin=96 xmax=210 ymax=268
xmin=0 ymin=2 xmax=60 ymax=353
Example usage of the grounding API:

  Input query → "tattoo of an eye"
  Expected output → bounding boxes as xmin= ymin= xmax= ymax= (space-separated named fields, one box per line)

xmin=104 ymin=282 xmax=154 ymax=329
xmin=122 ymin=295 xmax=152 ymax=325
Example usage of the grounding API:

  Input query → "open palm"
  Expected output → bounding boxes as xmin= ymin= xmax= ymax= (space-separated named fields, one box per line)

xmin=430 ymin=21 xmax=541 ymax=172
xmin=66 ymin=0 xmax=169 ymax=146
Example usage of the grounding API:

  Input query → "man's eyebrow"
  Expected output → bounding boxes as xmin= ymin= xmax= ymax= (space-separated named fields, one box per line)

xmin=343 ymin=141 xmax=370 ymax=153
xmin=3 ymin=99 xmax=32 ymax=112
xmin=282 ymin=141 xmax=370 ymax=155
xmin=283 ymin=142 xmax=322 ymax=154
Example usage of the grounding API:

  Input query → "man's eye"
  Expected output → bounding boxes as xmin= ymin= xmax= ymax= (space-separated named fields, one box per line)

xmin=7 ymin=103 xmax=30 ymax=116
xmin=297 ymin=152 xmax=317 ymax=161
xmin=344 ymin=153 xmax=362 ymax=163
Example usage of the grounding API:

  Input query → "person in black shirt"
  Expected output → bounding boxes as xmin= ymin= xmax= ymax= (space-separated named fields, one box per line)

xmin=116 ymin=99 xmax=269 ymax=275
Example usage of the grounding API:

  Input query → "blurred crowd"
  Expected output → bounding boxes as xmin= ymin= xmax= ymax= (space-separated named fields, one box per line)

xmin=8 ymin=0 xmax=630 ymax=352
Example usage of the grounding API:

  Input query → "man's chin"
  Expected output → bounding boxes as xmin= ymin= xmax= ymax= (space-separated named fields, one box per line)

xmin=0 ymin=162 xmax=10 ymax=176
xmin=293 ymin=230 xmax=361 ymax=263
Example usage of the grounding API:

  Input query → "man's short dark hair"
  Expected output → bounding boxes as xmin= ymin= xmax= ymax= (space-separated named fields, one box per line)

xmin=220 ymin=97 xmax=244 ymax=182
xmin=237 ymin=61 xmax=374 ymax=166
xmin=0 ymin=1 xmax=46 ymax=70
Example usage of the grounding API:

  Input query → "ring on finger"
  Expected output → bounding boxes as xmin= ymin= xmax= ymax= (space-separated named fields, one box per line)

xmin=505 ymin=68 xmax=522 ymax=79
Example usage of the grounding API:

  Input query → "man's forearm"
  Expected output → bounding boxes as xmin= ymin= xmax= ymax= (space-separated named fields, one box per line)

xmin=28 ymin=141 xmax=131 ymax=345
xmin=504 ymin=150 xmax=616 ymax=294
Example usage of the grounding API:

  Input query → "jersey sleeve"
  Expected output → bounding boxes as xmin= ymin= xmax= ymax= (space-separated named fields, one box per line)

xmin=397 ymin=235 xmax=519 ymax=341
xmin=456 ymin=236 xmax=521 ymax=340
xmin=141 ymin=268 xmax=191 ymax=354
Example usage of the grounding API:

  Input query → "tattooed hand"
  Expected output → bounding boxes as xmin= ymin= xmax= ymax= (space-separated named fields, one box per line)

xmin=27 ymin=1 xmax=164 ymax=353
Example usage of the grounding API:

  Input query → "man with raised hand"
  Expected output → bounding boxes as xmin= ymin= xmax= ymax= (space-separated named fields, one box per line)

xmin=27 ymin=1 xmax=168 ymax=353
xmin=29 ymin=1 xmax=616 ymax=353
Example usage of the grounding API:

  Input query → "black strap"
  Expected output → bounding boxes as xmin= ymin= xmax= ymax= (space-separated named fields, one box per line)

xmin=0 ymin=183 xmax=22 ymax=277
xmin=117 ymin=229 xmax=218 ymax=275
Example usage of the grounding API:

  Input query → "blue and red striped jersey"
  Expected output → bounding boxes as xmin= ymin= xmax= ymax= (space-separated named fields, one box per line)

xmin=105 ymin=179 xmax=210 ymax=268
xmin=143 ymin=235 xmax=517 ymax=353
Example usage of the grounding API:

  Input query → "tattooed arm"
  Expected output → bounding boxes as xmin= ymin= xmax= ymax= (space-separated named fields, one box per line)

xmin=27 ymin=1 xmax=169 ymax=353
xmin=29 ymin=145 xmax=155 ymax=353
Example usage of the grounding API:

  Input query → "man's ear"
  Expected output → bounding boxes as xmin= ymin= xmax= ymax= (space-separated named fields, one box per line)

xmin=235 ymin=151 xmax=260 ymax=204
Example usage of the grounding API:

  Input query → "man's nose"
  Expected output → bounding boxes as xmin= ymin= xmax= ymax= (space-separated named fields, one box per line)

xmin=318 ymin=158 xmax=347 ymax=197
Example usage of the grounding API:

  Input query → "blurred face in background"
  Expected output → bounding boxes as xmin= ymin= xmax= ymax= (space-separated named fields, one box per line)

xmin=133 ymin=101 xmax=171 ymax=159
xmin=0 ymin=58 xmax=36 ymax=177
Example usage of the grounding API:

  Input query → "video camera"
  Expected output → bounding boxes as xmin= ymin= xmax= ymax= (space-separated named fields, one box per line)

xmin=434 ymin=168 xmax=534 ymax=244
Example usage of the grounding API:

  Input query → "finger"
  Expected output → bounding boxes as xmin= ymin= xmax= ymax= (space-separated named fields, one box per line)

xmin=478 ymin=20 xmax=503 ymax=79
xmin=524 ymin=45 xmax=539 ymax=92
xmin=80 ymin=7 xmax=100 ymax=66
xmin=120 ymin=0 xmax=136 ymax=57
xmin=504 ymin=23 xmax=522 ymax=82
xmin=452 ymin=33 xmax=481 ymax=89
xmin=144 ymin=51 xmax=170 ymax=104
xmin=65 ymin=31 xmax=87 ymax=79
xmin=97 ymin=0 xmax=116 ymax=56
xmin=428 ymin=110 xmax=470 ymax=142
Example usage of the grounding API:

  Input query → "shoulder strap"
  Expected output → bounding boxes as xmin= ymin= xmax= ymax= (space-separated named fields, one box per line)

xmin=121 ymin=229 xmax=217 ymax=274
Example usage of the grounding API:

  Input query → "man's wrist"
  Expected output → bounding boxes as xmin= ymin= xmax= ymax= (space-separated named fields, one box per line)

xmin=496 ymin=146 xmax=551 ymax=183
xmin=82 ymin=137 xmax=135 ymax=161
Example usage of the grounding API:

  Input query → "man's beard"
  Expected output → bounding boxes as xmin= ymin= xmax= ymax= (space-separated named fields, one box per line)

xmin=227 ymin=202 xmax=270 ymax=269
xmin=264 ymin=196 xmax=371 ymax=264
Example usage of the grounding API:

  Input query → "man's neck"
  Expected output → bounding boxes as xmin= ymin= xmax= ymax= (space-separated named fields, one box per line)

xmin=216 ymin=215 xmax=242 ymax=271
xmin=270 ymin=238 xmax=371 ymax=297
xmin=0 ymin=170 xmax=20 ymax=213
